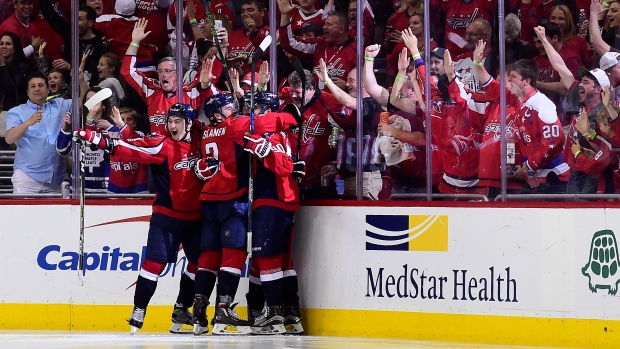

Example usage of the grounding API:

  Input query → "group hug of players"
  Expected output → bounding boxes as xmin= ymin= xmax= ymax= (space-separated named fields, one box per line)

xmin=74 ymin=85 xmax=306 ymax=335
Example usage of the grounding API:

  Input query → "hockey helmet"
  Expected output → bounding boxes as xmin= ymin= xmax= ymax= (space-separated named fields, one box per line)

xmin=204 ymin=94 xmax=236 ymax=124
xmin=166 ymin=103 xmax=195 ymax=137
xmin=243 ymin=91 xmax=280 ymax=115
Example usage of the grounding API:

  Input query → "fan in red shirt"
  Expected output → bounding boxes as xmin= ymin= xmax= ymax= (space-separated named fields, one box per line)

xmin=279 ymin=10 xmax=357 ymax=91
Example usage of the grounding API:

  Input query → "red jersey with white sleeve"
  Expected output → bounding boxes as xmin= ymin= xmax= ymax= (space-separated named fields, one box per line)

xmin=282 ymin=90 xmax=343 ymax=187
xmin=441 ymin=0 xmax=496 ymax=57
xmin=108 ymin=126 xmax=149 ymax=193
xmin=95 ymin=15 xmax=155 ymax=68
xmin=431 ymin=78 xmax=483 ymax=193
xmin=515 ymin=89 xmax=570 ymax=182
xmin=289 ymin=6 xmax=324 ymax=36
xmin=121 ymin=55 xmax=217 ymax=135
xmin=199 ymin=113 xmax=300 ymax=201
xmin=227 ymin=26 xmax=269 ymax=75
xmin=108 ymin=129 xmax=203 ymax=220
xmin=278 ymin=25 xmax=357 ymax=86
xmin=253 ymin=131 xmax=300 ymax=212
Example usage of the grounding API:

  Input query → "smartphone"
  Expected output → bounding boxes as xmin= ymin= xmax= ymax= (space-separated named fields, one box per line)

xmin=214 ymin=20 xmax=223 ymax=31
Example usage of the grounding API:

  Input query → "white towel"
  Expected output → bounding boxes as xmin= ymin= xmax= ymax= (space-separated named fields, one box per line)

xmin=373 ymin=115 xmax=416 ymax=166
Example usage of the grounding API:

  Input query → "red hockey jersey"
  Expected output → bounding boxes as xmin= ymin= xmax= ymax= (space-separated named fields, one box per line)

xmin=253 ymin=131 xmax=300 ymax=211
xmin=227 ymin=26 xmax=269 ymax=76
xmin=278 ymin=25 xmax=357 ymax=86
xmin=515 ymin=89 xmax=569 ymax=182
xmin=198 ymin=112 xmax=300 ymax=201
xmin=440 ymin=0 xmax=495 ymax=57
xmin=282 ymin=90 xmax=343 ymax=187
xmin=109 ymin=129 xmax=203 ymax=220
xmin=121 ymin=55 xmax=216 ymax=135
xmin=289 ymin=6 xmax=324 ymax=36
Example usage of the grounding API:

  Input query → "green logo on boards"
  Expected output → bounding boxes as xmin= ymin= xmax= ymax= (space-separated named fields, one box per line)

xmin=582 ymin=230 xmax=620 ymax=295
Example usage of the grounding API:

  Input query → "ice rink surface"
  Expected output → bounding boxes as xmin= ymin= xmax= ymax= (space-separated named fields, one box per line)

xmin=0 ymin=332 xmax=580 ymax=349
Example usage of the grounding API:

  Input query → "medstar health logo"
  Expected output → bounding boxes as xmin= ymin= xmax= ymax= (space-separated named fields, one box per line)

xmin=582 ymin=230 xmax=620 ymax=295
xmin=365 ymin=215 xmax=448 ymax=251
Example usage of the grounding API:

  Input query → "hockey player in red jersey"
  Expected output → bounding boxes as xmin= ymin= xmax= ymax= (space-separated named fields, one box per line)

xmin=191 ymin=94 xmax=302 ymax=335
xmin=73 ymin=103 xmax=204 ymax=334
xmin=237 ymin=92 xmax=306 ymax=335
xmin=121 ymin=18 xmax=218 ymax=135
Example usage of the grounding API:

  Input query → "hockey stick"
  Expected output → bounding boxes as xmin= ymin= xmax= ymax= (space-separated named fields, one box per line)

xmin=78 ymin=112 xmax=86 ymax=285
xmin=291 ymin=59 xmax=306 ymax=162
xmin=247 ymin=35 xmax=272 ymax=255
xmin=78 ymin=88 xmax=113 ymax=285
xmin=205 ymin=11 xmax=237 ymax=104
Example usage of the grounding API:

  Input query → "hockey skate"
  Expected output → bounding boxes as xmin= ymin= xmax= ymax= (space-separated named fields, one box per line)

xmin=169 ymin=304 xmax=194 ymax=334
xmin=211 ymin=303 xmax=252 ymax=335
xmin=284 ymin=306 xmax=304 ymax=335
xmin=127 ymin=307 xmax=146 ymax=335
xmin=192 ymin=295 xmax=209 ymax=335
xmin=250 ymin=305 xmax=286 ymax=335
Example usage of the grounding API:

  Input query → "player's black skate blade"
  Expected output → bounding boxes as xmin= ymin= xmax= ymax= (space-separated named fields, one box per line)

xmin=169 ymin=305 xmax=194 ymax=334
xmin=250 ymin=305 xmax=286 ymax=335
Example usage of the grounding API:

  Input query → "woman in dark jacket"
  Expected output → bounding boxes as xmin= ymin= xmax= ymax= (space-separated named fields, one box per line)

xmin=0 ymin=32 xmax=31 ymax=111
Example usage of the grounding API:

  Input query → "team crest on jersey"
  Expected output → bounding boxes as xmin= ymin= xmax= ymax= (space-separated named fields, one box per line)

xmin=300 ymin=114 xmax=326 ymax=143
xmin=150 ymin=111 xmax=167 ymax=126
xmin=446 ymin=8 xmax=480 ymax=29
xmin=174 ymin=156 xmax=199 ymax=170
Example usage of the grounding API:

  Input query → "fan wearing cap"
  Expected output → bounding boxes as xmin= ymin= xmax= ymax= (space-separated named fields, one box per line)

xmin=599 ymin=51 xmax=620 ymax=93
xmin=533 ymin=25 xmax=610 ymax=194
xmin=73 ymin=103 xmax=205 ymax=334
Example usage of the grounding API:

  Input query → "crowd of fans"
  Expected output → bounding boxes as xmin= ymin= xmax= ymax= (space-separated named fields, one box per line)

xmin=2 ymin=0 xmax=620 ymax=199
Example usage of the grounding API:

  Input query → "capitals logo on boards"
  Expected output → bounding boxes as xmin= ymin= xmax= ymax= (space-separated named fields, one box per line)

xmin=582 ymin=230 xmax=620 ymax=295
xmin=365 ymin=215 xmax=448 ymax=251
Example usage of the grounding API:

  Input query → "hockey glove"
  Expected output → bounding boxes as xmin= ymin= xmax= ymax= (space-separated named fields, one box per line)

xmin=73 ymin=128 xmax=113 ymax=152
xmin=244 ymin=134 xmax=271 ymax=158
xmin=194 ymin=157 xmax=220 ymax=181
xmin=292 ymin=159 xmax=306 ymax=178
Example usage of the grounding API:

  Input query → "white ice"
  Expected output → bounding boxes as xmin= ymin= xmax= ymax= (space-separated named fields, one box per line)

xmin=0 ymin=331 xmax=571 ymax=349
